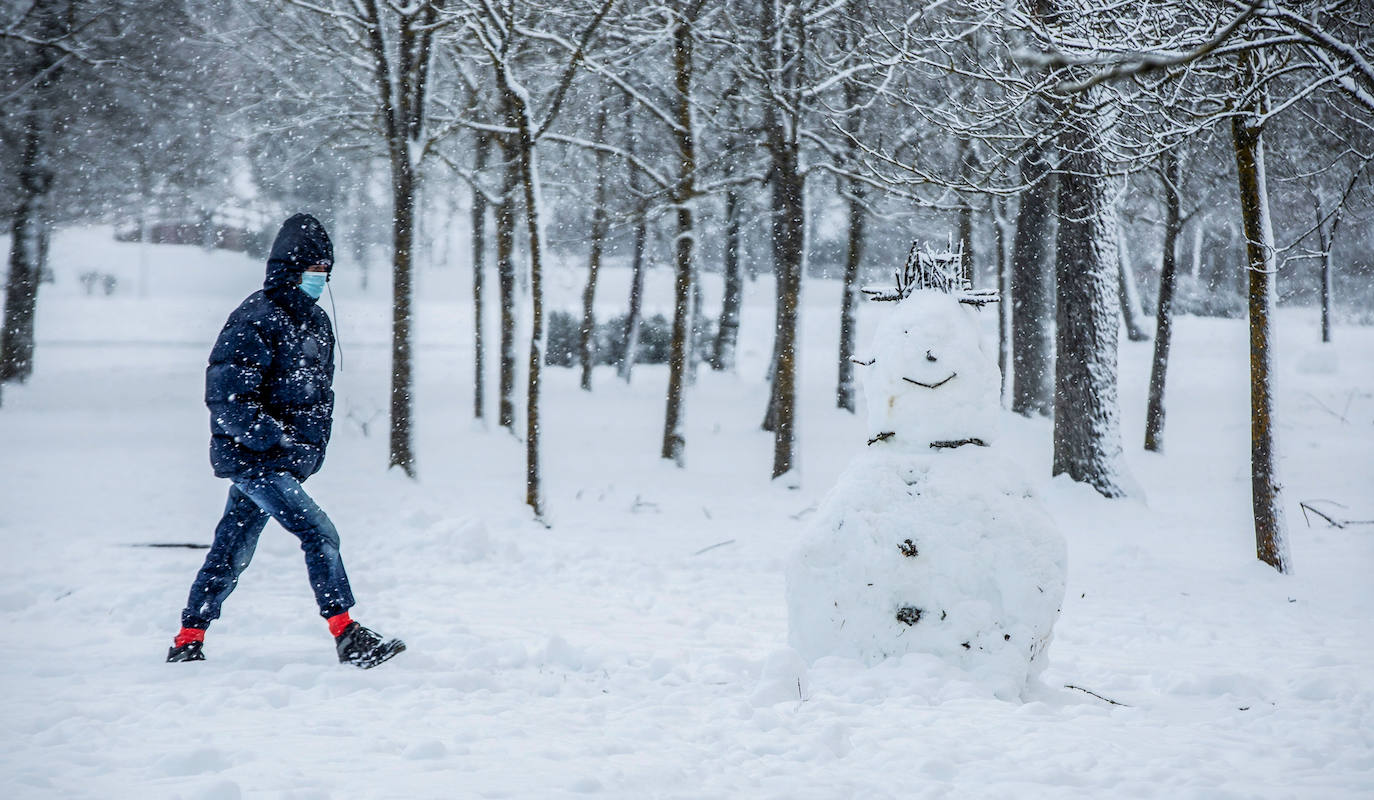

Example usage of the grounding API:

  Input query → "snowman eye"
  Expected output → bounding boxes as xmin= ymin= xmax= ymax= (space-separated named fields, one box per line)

xmin=926 ymin=350 xmax=937 ymax=362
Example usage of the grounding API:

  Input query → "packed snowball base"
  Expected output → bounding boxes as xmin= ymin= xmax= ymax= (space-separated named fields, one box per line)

xmin=0 ymin=228 xmax=1372 ymax=798
xmin=787 ymin=447 xmax=1067 ymax=700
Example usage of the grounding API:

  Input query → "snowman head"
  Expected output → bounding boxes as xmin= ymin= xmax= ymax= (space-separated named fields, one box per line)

xmin=859 ymin=242 xmax=1001 ymax=450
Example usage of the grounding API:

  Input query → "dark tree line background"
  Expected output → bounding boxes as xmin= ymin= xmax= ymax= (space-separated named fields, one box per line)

xmin=4 ymin=0 xmax=1372 ymax=569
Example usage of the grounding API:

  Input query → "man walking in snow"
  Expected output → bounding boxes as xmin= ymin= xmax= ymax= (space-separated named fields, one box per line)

xmin=167 ymin=213 xmax=403 ymax=669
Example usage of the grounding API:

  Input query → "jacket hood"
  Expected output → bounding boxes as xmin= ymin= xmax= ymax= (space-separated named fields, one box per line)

xmin=265 ymin=213 xmax=333 ymax=291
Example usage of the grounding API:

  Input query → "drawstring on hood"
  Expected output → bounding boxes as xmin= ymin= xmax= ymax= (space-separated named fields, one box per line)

xmin=326 ymin=280 xmax=344 ymax=372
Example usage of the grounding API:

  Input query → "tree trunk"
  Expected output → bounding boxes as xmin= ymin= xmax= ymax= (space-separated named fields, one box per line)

xmin=620 ymin=208 xmax=648 ymax=382
xmin=496 ymin=146 xmax=519 ymax=432
xmin=1231 ymin=85 xmax=1290 ymax=574
xmin=836 ymin=179 xmax=865 ymax=412
xmin=1118 ymin=233 xmax=1151 ymax=342
xmin=2 ymin=184 xmax=47 ymax=385
xmin=361 ymin=0 xmax=437 ymax=478
xmin=1010 ymin=143 xmax=1056 ymax=417
xmin=471 ymin=132 xmax=490 ymax=420
xmin=1052 ymin=112 xmax=1126 ymax=498
xmin=687 ymin=258 xmax=703 ymax=384
xmin=959 ymin=201 xmax=975 ymax=288
xmin=1145 ymin=148 xmax=1182 ymax=453
xmin=1 ymin=6 xmax=63 ymax=386
xmin=1319 ymin=240 xmax=1333 ymax=343
xmin=836 ymin=15 xmax=865 ymax=413
xmin=713 ymin=187 xmax=743 ymax=371
xmin=993 ymin=197 xmax=1012 ymax=404
xmin=760 ymin=0 xmax=804 ymax=480
xmin=661 ymin=16 xmax=696 ymax=466
xmin=1316 ymin=210 xmax=1334 ymax=343
xmin=618 ymin=102 xmax=648 ymax=383
xmin=387 ymin=149 xmax=417 ymax=477
xmin=768 ymin=165 xmax=805 ymax=479
xmin=957 ymin=142 xmax=976 ymax=288
xmin=579 ymin=105 xmax=610 ymax=391
xmin=501 ymin=89 xmax=548 ymax=518
xmin=1189 ymin=223 xmax=1203 ymax=280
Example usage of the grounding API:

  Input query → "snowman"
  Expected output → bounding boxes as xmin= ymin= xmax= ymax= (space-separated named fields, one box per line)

xmin=786 ymin=241 xmax=1067 ymax=699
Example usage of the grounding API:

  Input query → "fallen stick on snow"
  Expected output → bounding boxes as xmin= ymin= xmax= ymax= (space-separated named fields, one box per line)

xmin=1064 ymin=684 xmax=1131 ymax=707
xmin=130 ymin=542 xmax=210 ymax=549
xmin=1298 ymin=500 xmax=1374 ymax=529
xmin=693 ymin=539 xmax=736 ymax=556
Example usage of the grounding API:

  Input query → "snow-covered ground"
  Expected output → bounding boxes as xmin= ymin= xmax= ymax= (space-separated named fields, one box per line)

xmin=1 ymin=227 xmax=1372 ymax=799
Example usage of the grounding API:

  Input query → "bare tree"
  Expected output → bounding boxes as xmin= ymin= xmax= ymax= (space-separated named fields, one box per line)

xmin=495 ymin=146 xmax=519 ymax=431
xmin=1009 ymin=143 xmax=1057 ymax=418
xmin=712 ymin=178 xmax=744 ymax=372
xmin=470 ymin=126 xmax=492 ymax=420
xmin=1117 ymin=238 xmax=1151 ymax=342
xmin=712 ymin=89 xmax=748 ymax=374
xmin=1144 ymin=147 xmax=1183 ymax=452
xmin=1231 ymin=51 xmax=1290 ymax=572
xmin=834 ymin=0 xmax=869 ymax=413
xmin=578 ymin=101 xmax=611 ymax=391
xmin=753 ymin=0 xmax=808 ymax=480
xmin=459 ymin=0 xmax=617 ymax=517
xmin=251 ymin=0 xmax=456 ymax=477
xmin=1023 ymin=0 xmax=1374 ymax=569
xmin=1051 ymin=86 xmax=1128 ymax=497
xmin=618 ymin=110 xmax=651 ymax=383
xmin=660 ymin=0 xmax=702 ymax=466
xmin=2 ymin=0 xmax=75 ymax=385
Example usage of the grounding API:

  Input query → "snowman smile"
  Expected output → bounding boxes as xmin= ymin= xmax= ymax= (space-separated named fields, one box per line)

xmin=902 ymin=372 xmax=957 ymax=389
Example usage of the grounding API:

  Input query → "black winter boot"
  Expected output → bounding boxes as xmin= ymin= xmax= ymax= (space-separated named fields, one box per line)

xmin=167 ymin=641 xmax=205 ymax=662
xmin=335 ymin=622 xmax=405 ymax=669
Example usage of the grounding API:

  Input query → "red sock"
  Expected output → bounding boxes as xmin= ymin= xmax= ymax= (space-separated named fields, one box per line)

xmin=174 ymin=627 xmax=206 ymax=648
xmin=327 ymin=612 xmax=353 ymax=637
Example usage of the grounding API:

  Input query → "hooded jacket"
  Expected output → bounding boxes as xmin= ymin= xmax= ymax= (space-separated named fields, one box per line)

xmin=206 ymin=214 xmax=336 ymax=481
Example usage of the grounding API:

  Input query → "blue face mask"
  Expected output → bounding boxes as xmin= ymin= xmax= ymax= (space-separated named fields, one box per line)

xmin=299 ymin=272 xmax=328 ymax=300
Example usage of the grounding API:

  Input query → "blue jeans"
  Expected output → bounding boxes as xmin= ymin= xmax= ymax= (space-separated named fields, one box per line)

xmin=181 ymin=473 xmax=355 ymax=629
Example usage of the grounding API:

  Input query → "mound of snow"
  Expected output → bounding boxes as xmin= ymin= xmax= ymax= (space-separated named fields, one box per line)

xmin=787 ymin=449 xmax=1066 ymax=698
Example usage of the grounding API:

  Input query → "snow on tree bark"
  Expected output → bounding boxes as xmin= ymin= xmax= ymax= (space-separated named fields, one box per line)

xmin=1010 ymin=143 xmax=1056 ymax=418
xmin=759 ymin=0 xmax=806 ymax=481
xmin=713 ymin=186 xmax=744 ymax=373
xmin=1231 ymin=63 xmax=1290 ymax=573
xmin=1052 ymin=97 xmax=1127 ymax=498
xmin=661 ymin=11 xmax=697 ymax=467
xmin=835 ymin=0 xmax=868 ymax=414
xmin=618 ymin=95 xmax=648 ymax=384
xmin=496 ymin=147 xmax=520 ymax=433
xmin=1117 ymin=230 xmax=1150 ymax=343
xmin=837 ymin=182 xmax=866 ymax=413
xmin=471 ymin=131 xmax=491 ymax=421
xmin=579 ymin=103 xmax=610 ymax=392
xmin=1145 ymin=147 xmax=1182 ymax=453
xmin=356 ymin=0 xmax=442 ymax=478
xmin=2 ymin=190 xmax=47 ymax=385
xmin=1 ymin=3 xmax=65 ymax=386
xmin=993 ymin=197 xmax=1013 ymax=404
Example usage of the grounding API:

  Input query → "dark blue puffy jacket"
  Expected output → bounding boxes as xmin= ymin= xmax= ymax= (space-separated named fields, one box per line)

xmin=207 ymin=214 xmax=335 ymax=481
